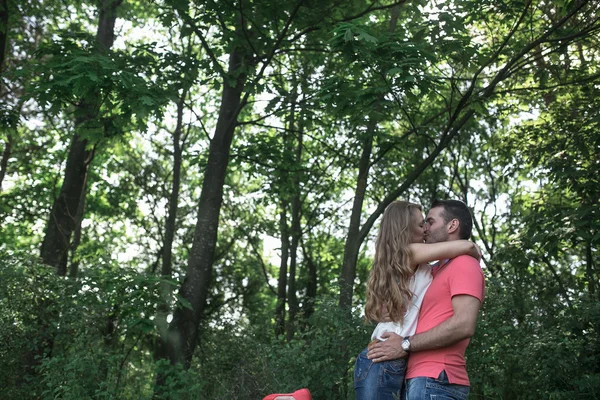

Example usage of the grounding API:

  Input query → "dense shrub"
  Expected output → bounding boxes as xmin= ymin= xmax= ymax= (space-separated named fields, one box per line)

xmin=3 ymin=249 xmax=599 ymax=399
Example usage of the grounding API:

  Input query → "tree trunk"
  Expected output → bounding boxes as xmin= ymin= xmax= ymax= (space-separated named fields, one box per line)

xmin=41 ymin=132 xmax=95 ymax=274
xmin=96 ymin=0 xmax=121 ymax=51
xmin=0 ymin=0 xmax=11 ymax=191
xmin=165 ymin=44 xmax=248 ymax=367
xmin=154 ymin=87 xmax=188 ymax=362
xmin=338 ymin=122 xmax=375 ymax=310
xmin=586 ymin=239 xmax=596 ymax=297
xmin=338 ymin=7 xmax=400 ymax=310
xmin=40 ymin=0 xmax=121 ymax=274
xmin=162 ymin=88 xmax=186 ymax=287
xmin=275 ymin=201 xmax=290 ymax=337
xmin=303 ymin=241 xmax=317 ymax=319
xmin=68 ymin=153 xmax=94 ymax=278
xmin=0 ymin=133 xmax=11 ymax=191
xmin=287 ymin=112 xmax=302 ymax=340
xmin=0 ymin=0 xmax=8 ymax=74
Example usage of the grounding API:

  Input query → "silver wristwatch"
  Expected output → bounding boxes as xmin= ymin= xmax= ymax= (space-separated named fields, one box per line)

xmin=401 ymin=336 xmax=411 ymax=353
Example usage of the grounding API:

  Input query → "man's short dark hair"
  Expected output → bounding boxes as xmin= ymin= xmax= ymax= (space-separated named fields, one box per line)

xmin=431 ymin=199 xmax=473 ymax=240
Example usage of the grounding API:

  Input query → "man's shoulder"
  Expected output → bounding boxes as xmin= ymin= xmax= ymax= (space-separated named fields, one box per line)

xmin=450 ymin=255 xmax=482 ymax=270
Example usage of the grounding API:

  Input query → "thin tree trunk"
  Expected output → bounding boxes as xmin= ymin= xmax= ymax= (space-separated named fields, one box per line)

xmin=303 ymin=240 xmax=317 ymax=319
xmin=0 ymin=0 xmax=8 ymax=74
xmin=338 ymin=6 xmax=400 ymax=310
xmin=586 ymin=239 xmax=596 ymax=296
xmin=40 ymin=0 xmax=121 ymax=274
xmin=31 ymin=1 xmax=121 ymax=384
xmin=68 ymin=151 xmax=94 ymax=278
xmin=165 ymin=44 xmax=248 ymax=368
xmin=154 ymin=87 xmax=188 ymax=364
xmin=287 ymin=105 xmax=302 ymax=340
xmin=0 ymin=133 xmax=11 ymax=191
xmin=159 ymin=0 xmax=401 ymax=371
xmin=287 ymin=109 xmax=303 ymax=339
xmin=162 ymin=88 xmax=186 ymax=291
xmin=275 ymin=201 xmax=290 ymax=337
xmin=338 ymin=122 xmax=374 ymax=310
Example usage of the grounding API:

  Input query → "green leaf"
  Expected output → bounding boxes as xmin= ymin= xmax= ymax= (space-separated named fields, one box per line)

xmin=344 ymin=28 xmax=354 ymax=42
xmin=356 ymin=30 xmax=377 ymax=43
xmin=177 ymin=295 xmax=193 ymax=310
xmin=139 ymin=95 xmax=154 ymax=106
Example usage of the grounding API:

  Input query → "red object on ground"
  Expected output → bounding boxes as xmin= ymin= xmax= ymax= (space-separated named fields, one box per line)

xmin=262 ymin=388 xmax=312 ymax=400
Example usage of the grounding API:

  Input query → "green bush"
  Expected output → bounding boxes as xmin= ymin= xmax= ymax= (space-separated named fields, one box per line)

xmin=0 ymin=250 xmax=372 ymax=399
xmin=468 ymin=274 xmax=600 ymax=399
xmin=4 ymin=247 xmax=600 ymax=400
xmin=179 ymin=296 xmax=371 ymax=400
xmin=0 ymin=250 xmax=160 ymax=399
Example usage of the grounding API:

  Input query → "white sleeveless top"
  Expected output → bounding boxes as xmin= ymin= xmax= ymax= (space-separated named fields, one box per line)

xmin=370 ymin=264 xmax=433 ymax=341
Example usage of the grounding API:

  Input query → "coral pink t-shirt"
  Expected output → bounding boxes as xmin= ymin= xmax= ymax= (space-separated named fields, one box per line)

xmin=405 ymin=255 xmax=485 ymax=386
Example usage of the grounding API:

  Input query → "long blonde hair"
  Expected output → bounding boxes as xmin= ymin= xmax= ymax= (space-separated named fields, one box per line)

xmin=365 ymin=201 xmax=421 ymax=324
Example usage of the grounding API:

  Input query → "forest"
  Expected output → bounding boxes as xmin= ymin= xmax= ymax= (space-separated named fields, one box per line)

xmin=0 ymin=0 xmax=599 ymax=398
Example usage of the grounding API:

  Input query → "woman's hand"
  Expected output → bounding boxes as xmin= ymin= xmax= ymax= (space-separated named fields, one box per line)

xmin=469 ymin=243 xmax=482 ymax=261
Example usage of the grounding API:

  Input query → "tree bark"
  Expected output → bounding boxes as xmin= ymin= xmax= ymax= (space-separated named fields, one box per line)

xmin=68 ymin=150 xmax=94 ymax=278
xmin=154 ymin=87 xmax=188 ymax=362
xmin=338 ymin=122 xmax=374 ymax=310
xmin=41 ymin=132 xmax=95 ymax=275
xmin=287 ymin=103 xmax=302 ymax=340
xmin=96 ymin=0 xmax=122 ymax=51
xmin=0 ymin=0 xmax=8 ymax=74
xmin=40 ymin=0 xmax=121 ymax=274
xmin=275 ymin=200 xmax=290 ymax=337
xmin=0 ymin=0 xmax=10 ymax=192
xmin=162 ymin=87 xmax=187 ymax=279
xmin=586 ymin=239 xmax=596 ymax=297
xmin=165 ymin=44 xmax=248 ymax=367
xmin=303 ymin=240 xmax=317 ymax=319
xmin=0 ymin=133 xmax=11 ymax=191
xmin=338 ymin=6 xmax=400 ymax=310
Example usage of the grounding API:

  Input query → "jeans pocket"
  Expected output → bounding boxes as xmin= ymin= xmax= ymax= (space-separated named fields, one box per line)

xmin=381 ymin=359 xmax=406 ymax=394
xmin=354 ymin=349 xmax=373 ymax=384
xmin=383 ymin=359 xmax=406 ymax=376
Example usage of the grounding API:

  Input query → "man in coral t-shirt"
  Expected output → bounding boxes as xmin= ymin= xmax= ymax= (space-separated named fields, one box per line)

xmin=367 ymin=199 xmax=485 ymax=400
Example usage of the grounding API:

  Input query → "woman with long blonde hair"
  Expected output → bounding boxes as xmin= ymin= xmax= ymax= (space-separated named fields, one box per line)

xmin=354 ymin=201 xmax=480 ymax=400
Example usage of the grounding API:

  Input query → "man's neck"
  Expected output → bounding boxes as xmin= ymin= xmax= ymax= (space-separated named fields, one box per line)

xmin=432 ymin=258 xmax=453 ymax=276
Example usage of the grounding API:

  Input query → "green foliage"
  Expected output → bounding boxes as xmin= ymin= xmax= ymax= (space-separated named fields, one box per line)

xmin=0 ymin=250 xmax=370 ymax=399
xmin=469 ymin=274 xmax=600 ymax=399
xmin=168 ymin=296 xmax=371 ymax=400
xmin=2 ymin=0 xmax=600 ymax=398
xmin=0 ymin=250 xmax=162 ymax=399
xmin=22 ymin=33 xmax=175 ymax=142
xmin=0 ymin=103 xmax=20 ymax=132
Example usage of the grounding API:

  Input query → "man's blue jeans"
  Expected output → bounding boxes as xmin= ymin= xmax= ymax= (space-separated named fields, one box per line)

xmin=354 ymin=348 xmax=406 ymax=400
xmin=404 ymin=370 xmax=470 ymax=400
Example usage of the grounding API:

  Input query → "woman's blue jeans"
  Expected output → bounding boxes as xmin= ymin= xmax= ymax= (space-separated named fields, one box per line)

xmin=354 ymin=347 xmax=406 ymax=400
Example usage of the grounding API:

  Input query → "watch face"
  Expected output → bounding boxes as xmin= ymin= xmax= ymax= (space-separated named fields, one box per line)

xmin=402 ymin=340 xmax=410 ymax=351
